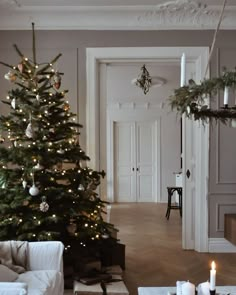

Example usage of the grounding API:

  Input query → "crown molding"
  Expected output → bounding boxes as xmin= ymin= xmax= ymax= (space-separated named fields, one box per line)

xmin=0 ymin=2 xmax=236 ymax=30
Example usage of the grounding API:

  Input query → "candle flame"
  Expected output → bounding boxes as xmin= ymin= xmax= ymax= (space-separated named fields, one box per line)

xmin=211 ymin=261 xmax=216 ymax=270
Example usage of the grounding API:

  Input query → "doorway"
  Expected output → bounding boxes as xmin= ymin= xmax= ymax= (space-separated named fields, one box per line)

xmin=86 ymin=47 xmax=209 ymax=252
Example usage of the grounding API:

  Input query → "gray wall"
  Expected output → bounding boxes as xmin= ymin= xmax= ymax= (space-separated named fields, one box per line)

xmin=0 ymin=29 xmax=236 ymax=238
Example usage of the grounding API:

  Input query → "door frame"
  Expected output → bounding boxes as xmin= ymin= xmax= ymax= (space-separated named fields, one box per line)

xmin=86 ymin=47 xmax=209 ymax=252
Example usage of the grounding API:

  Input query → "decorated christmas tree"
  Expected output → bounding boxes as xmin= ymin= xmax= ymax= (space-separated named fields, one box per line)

xmin=0 ymin=24 xmax=116 ymax=248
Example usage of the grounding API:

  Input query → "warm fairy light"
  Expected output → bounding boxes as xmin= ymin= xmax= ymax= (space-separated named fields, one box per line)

xmin=33 ymin=216 xmax=36 ymax=219
xmin=52 ymin=214 xmax=56 ymax=218
xmin=23 ymin=118 xmax=27 ymax=122
xmin=13 ymin=66 xmax=16 ymax=69
xmin=38 ymin=114 xmax=42 ymax=118
xmin=33 ymin=234 xmax=36 ymax=237
xmin=48 ymin=142 xmax=52 ymax=146
xmin=68 ymin=189 xmax=72 ymax=193
xmin=49 ymin=93 xmax=53 ymax=96
xmin=19 ymin=109 xmax=23 ymax=112
xmin=49 ymin=63 xmax=52 ymax=66
xmin=32 ymin=142 xmax=36 ymax=145
xmin=51 ymin=69 xmax=55 ymax=72
xmin=85 ymin=223 xmax=88 ymax=227
xmin=47 ymin=123 xmax=50 ymax=126
xmin=46 ymin=75 xmax=50 ymax=79
xmin=96 ymin=234 xmax=99 ymax=238
xmin=6 ymin=122 xmax=10 ymax=126
xmin=24 ymin=57 xmax=28 ymax=61
xmin=28 ymin=144 xmax=31 ymax=147
xmin=48 ymin=148 xmax=51 ymax=152
xmin=38 ymin=221 xmax=41 ymax=224
xmin=19 ymin=219 xmax=22 ymax=222
xmin=28 ymin=70 xmax=31 ymax=73
xmin=6 ymin=96 xmax=10 ymax=100
xmin=47 ymin=233 xmax=51 ymax=236
xmin=44 ymin=110 xmax=48 ymax=114
xmin=33 ymin=88 xmax=37 ymax=92
xmin=35 ymin=65 xmax=38 ymax=68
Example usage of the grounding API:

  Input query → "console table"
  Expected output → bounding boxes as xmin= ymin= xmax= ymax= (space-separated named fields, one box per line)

xmin=138 ymin=286 xmax=236 ymax=295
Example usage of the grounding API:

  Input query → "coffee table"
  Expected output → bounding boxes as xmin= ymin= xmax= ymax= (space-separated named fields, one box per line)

xmin=138 ymin=286 xmax=236 ymax=295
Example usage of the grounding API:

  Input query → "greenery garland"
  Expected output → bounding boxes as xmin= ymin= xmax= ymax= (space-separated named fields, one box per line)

xmin=169 ymin=68 xmax=236 ymax=124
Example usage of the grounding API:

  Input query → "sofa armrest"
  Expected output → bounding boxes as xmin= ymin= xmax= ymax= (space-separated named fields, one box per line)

xmin=0 ymin=282 xmax=27 ymax=295
xmin=27 ymin=241 xmax=64 ymax=272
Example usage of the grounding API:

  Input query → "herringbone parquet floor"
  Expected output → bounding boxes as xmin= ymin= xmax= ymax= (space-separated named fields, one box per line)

xmin=110 ymin=203 xmax=236 ymax=295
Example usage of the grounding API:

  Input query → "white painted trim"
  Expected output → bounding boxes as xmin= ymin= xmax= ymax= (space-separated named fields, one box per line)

xmin=86 ymin=46 xmax=209 ymax=252
xmin=106 ymin=118 xmax=115 ymax=203
xmin=209 ymin=238 xmax=236 ymax=253
xmin=1 ymin=4 xmax=236 ymax=30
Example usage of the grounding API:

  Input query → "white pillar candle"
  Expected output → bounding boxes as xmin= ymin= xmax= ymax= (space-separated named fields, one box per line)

xmin=182 ymin=281 xmax=195 ymax=295
xmin=180 ymin=53 xmax=186 ymax=87
xmin=224 ymin=86 xmax=229 ymax=106
xmin=210 ymin=261 xmax=216 ymax=291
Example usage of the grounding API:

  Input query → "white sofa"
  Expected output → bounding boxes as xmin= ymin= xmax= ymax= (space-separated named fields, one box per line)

xmin=0 ymin=241 xmax=64 ymax=295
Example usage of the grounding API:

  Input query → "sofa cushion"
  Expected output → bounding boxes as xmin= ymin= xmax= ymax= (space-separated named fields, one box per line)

xmin=0 ymin=282 xmax=27 ymax=295
xmin=0 ymin=265 xmax=19 ymax=282
xmin=16 ymin=270 xmax=62 ymax=295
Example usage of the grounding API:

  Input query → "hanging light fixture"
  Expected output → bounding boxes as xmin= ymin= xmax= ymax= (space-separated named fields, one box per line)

xmin=132 ymin=64 xmax=166 ymax=95
xmin=132 ymin=64 xmax=152 ymax=95
xmin=170 ymin=0 xmax=236 ymax=126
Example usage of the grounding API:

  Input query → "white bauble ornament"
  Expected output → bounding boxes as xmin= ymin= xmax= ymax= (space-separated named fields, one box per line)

xmin=11 ymin=98 xmax=16 ymax=109
xmin=17 ymin=63 xmax=23 ymax=73
xmin=25 ymin=123 xmax=34 ymax=138
xmin=22 ymin=180 xmax=27 ymax=188
xmin=29 ymin=184 xmax=39 ymax=196
xmin=40 ymin=201 xmax=49 ymax=212
xmin=101 ymin=234 xmax=109 ymax=239
xmin=78 ymin=184 xmax=84 ymax=191
xmin=13 ymin=141 xmax=17 ymax=147
xmin=33 ymin=163 xmax=43 ymax=170
xmin=4 ymin=71 xmax=16 ymax=82
xmin=36 ymin=94 xmax=40 ymax=101
xmin=57 ymin=148 xmax=65 ymax=154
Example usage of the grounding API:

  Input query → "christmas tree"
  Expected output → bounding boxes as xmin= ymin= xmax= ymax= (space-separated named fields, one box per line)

xmin=0 ymin=24 xmax=116 ymax=248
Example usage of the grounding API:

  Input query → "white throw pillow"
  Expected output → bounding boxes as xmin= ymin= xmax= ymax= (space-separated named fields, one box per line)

xmin=0 ymin=264 xmax=19 ymax=282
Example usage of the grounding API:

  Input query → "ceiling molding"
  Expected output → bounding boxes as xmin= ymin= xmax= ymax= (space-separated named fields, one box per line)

xmin=0 ymin=2 xmax=236 ymax=30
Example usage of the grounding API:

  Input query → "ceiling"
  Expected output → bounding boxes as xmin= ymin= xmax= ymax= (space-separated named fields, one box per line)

xmin=0 ymin=0 xmax=235 ymax=30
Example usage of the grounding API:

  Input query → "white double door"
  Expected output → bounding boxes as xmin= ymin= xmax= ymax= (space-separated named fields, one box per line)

xmin=114 ymin=120 xmax=157 ymax=203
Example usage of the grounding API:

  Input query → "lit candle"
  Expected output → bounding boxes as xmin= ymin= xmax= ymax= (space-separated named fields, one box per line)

xmin=180 ymin=53 xmax=186 ymax=87
xmin=224 ymin=86 xmax=229 ymax=107
xmin=210 ymin=261 xmax=216 ymax=291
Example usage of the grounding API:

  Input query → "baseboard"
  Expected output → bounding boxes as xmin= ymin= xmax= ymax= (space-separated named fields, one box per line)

xmin=208 ymin=238 xmax=236 ymax=253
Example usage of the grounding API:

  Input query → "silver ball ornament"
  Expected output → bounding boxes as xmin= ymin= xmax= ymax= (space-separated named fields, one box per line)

xmin=29 ymin=184 xmax=39 ymax=196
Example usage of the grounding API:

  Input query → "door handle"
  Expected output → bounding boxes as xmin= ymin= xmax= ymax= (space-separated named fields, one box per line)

xmin=132 ymin=168 xmax=134 ymax=171
xmin=136 ymin=168 xmax=139 ymax=171
xmin=186 ymin=169 xmax=191 ymax=178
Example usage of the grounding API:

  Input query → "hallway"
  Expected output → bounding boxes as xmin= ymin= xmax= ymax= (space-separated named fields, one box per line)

xmin=110 ymin=203 xmax=236 ymax=295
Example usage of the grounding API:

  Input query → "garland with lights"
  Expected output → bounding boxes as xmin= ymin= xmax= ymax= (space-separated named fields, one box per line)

xmin=169 ymin=68 xmax=236 ymax=124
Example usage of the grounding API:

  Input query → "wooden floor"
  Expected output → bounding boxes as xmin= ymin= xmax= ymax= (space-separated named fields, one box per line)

xmin=110 ymin=203 xmax=236 ymax=295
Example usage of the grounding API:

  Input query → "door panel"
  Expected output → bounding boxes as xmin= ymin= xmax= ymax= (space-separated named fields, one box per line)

xmin=136 ymin=122 xmax=155 ymax=202
xmin=114 ymin=122 xmax=135 ymax=202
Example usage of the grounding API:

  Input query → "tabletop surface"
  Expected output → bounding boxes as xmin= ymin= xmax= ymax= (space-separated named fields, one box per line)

xmin=138 ymin=286 xmax=236 ymax=295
